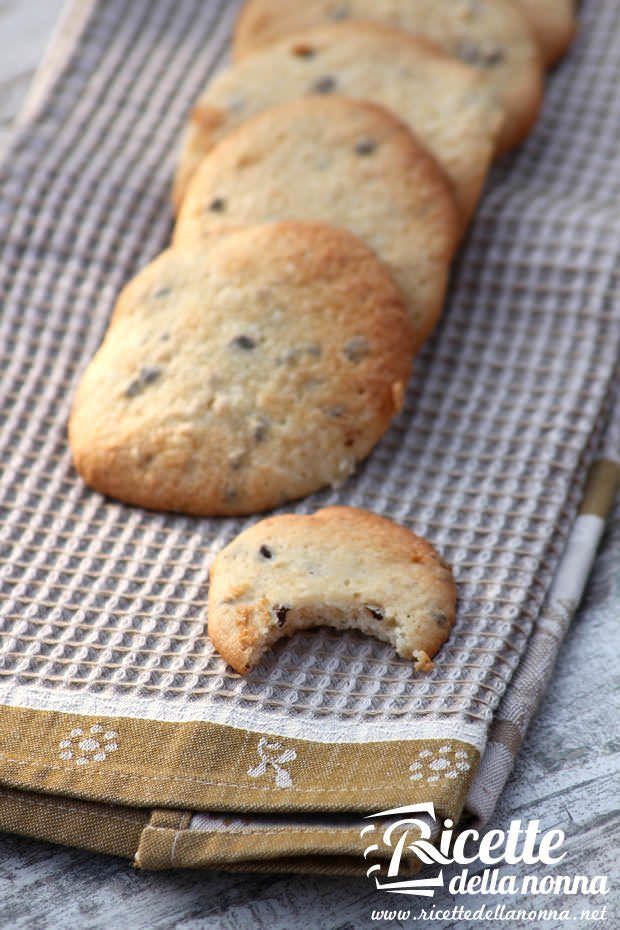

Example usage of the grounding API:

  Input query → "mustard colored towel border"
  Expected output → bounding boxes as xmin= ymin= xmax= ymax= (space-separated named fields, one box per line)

xmin=0 ymin=705 xmax=478 ymax=817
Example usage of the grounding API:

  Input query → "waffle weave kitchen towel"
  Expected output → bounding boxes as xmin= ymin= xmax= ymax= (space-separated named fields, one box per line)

xmin=0 ymin=0 xmax=618 ymax=873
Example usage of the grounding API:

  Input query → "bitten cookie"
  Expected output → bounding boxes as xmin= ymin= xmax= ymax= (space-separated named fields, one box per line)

xmin=515 ymin=0 xmax=576 ymax=67
xmin=232 ymin=0 xmax=543 ymax=153
xmin=208 ymin=506 xmax=457 ymax=673
xmin=174 ymin=96 xmax=459 ymax=348
xmin=173 ymin=22 xmax=503 ymax=225
xmin=69 ymin=223 xmax=415 ymax=516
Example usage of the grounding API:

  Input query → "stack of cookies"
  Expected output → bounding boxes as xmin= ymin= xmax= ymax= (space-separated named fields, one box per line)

xmin=70 ymin=0 xmax=576 ymax=519
xmin=69 ymin=0 xmax=576 ymax=671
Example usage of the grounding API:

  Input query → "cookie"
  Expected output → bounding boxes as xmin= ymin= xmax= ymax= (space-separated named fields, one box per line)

xmin=174 ymin=96 xmax=460 ymax=348
xmin=69 ymin=223 xmax=414 ymax=516
xmin=232 ymin=0 xmax=543 ymax=153
xmin=208 ymin=506 xmax=457 ymax=673
xmin=515 ymin=0 xmax=576 ymax=67
xmin=173 ymin=22 xmax=503 ymax=226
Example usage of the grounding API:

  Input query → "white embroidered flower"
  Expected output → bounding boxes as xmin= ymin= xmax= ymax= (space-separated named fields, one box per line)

xmin=247 ymin=737 xmax=297 ymax=788
xmin=429 ymin=758 xmax=450 ymax=771
xmin=58 ymin=724 xmax=119 ymax=765
xmin=408 ymin=745 xmax=473 ymax=783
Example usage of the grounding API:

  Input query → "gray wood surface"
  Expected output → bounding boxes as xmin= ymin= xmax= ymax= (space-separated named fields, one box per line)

xmin=0 ymin=4 xmax=618 ymax=928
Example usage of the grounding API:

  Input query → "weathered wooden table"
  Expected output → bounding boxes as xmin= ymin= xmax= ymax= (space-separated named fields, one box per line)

xmin=0 ymin=4 xmax=617 ymax=928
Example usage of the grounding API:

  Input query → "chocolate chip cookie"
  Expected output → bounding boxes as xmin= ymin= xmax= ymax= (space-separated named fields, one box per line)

xmin=69 ymin=223 xmax=415 ymax=515
xmin=232 ymin=0 xmax=543 ymax=152
xmin=174 ymin=96 xmax=459 ymax=348
xmin=208 ymin=506 xmax=457 ymax=673
xmin=173 ymin=22 xmax=503 ymax=225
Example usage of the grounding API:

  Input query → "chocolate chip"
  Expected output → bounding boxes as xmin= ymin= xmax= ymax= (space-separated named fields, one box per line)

xmin=355 ymin=138 xmax=377 ymax=156
xmin=365 ymin=605 xmax=384 ymax=621
xmin=273 ymin=604 xmax=290 ymax=627
xmin=230 ymin=335 xmax=256 ymax=350
xmin=484 ymin=48 xmax=505 ymax=66
xmin=311 ymin=76 xmax=337 ymax=94
xmin=292 ymin=42 xmax=316 ymax=58
xmin=455 ymin=39 xmax=479 ymax=65
xmin=259 ymin=545 xmax=273 ymax=559
xmin=142 ymin=366 xmax=161 ymax=384
xmin=208 ymin=197 xmax=227 ymax=212
xmin=125 ymin=380 xmax=140 ymax=397
xmin=253 ymin=417 xmax=269 ymax=443
xmin=343 ymin=336 xmax=370 ymax=363
xmin=125 ymin=365 xmax=162 ymax=398
xmin=432 ymin=610 xmax=449 ymax=628
xmin=152 ymin=286 xmax=171 ymax=299
xmin=456 ymin=40 xmax=504 ymax=67
xmin=329 ymin=3 xmax=350 ymax=19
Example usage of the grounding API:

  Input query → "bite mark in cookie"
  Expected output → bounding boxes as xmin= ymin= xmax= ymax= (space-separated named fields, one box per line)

xmin=208 ymin=507 xmax=457 ymax=672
